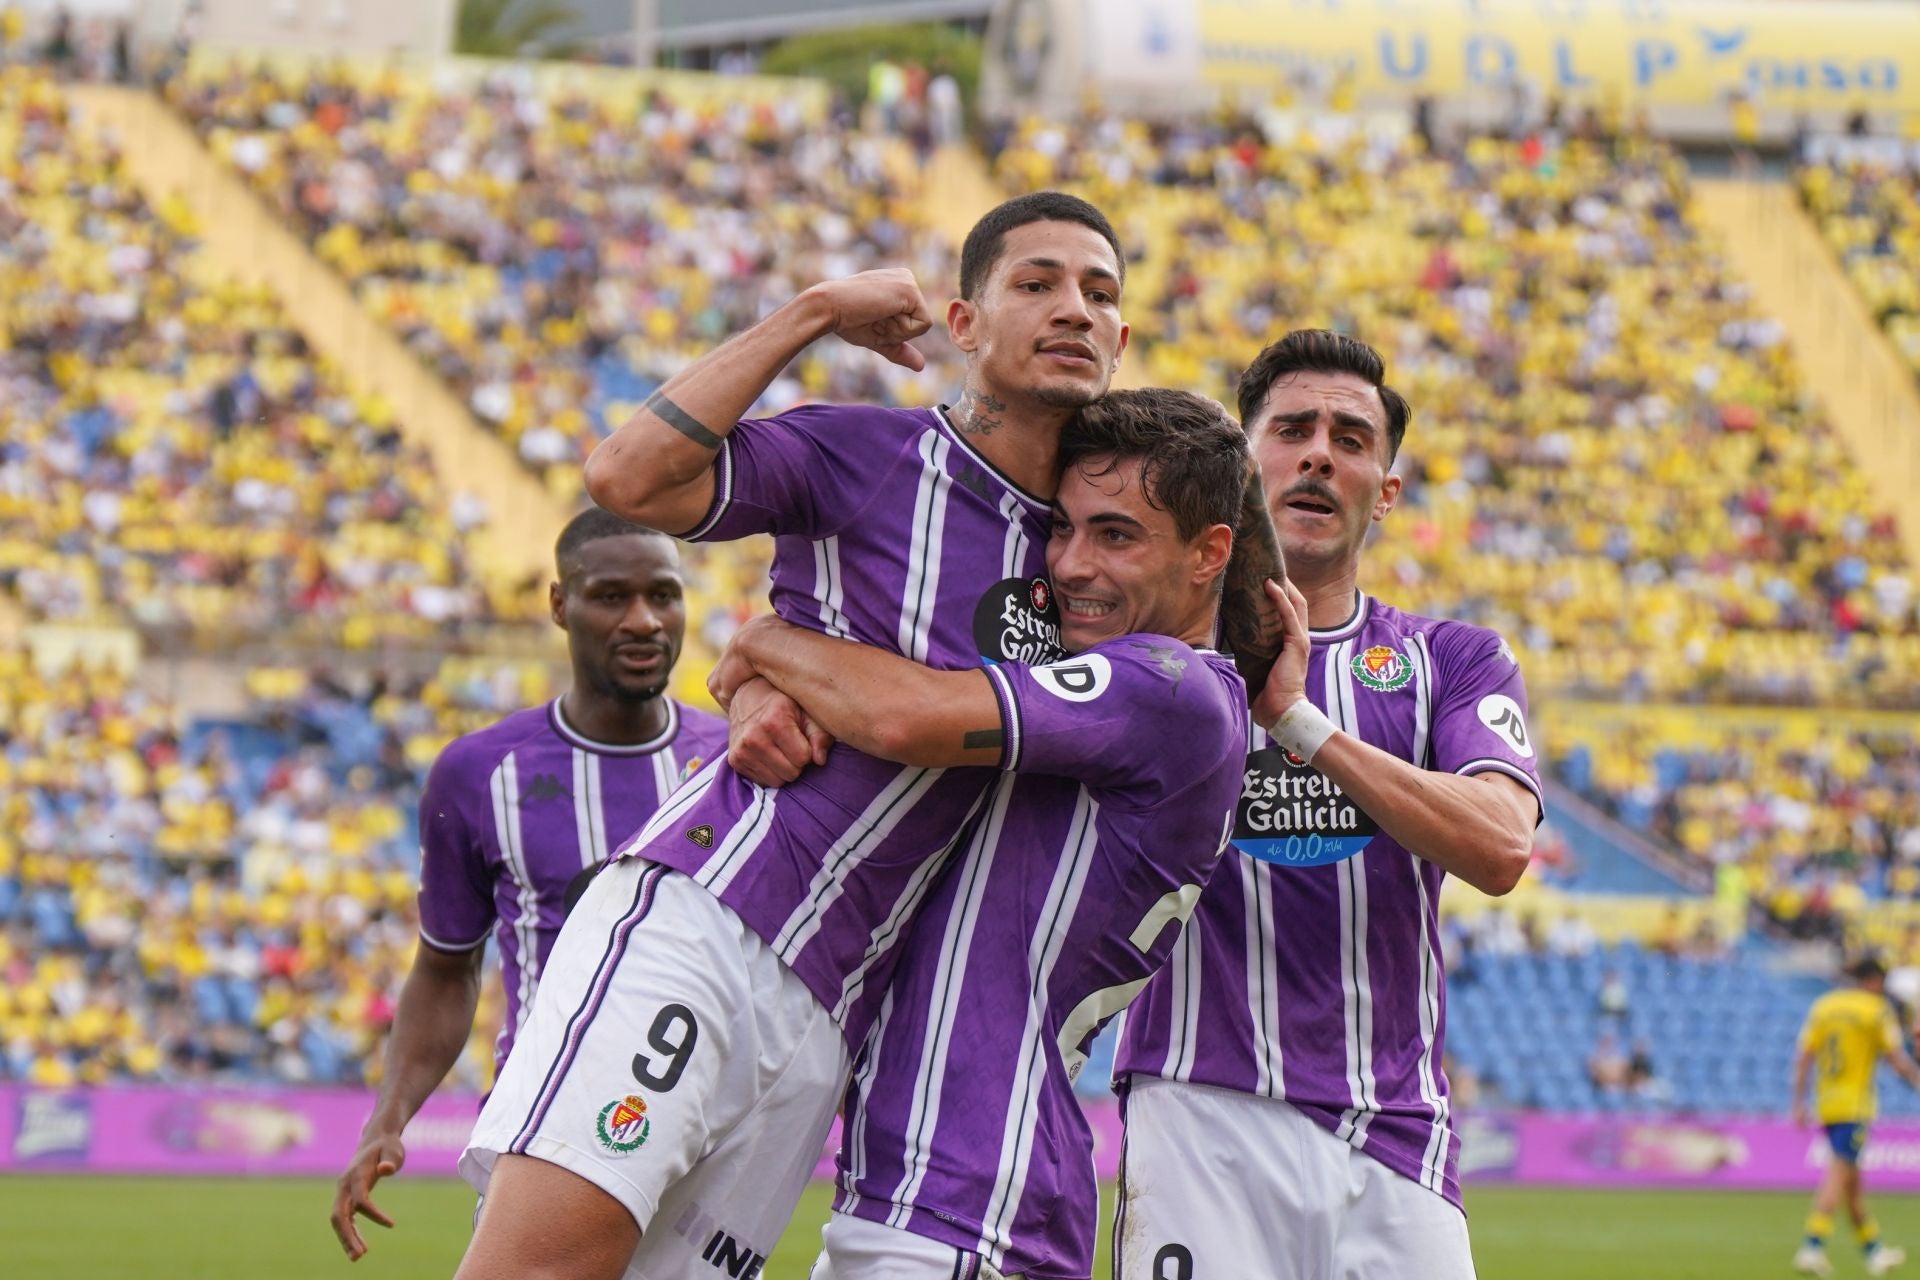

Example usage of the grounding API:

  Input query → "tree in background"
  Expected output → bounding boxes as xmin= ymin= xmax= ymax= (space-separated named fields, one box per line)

xmin=760 ymin=22 xmax=981 ymax=120
xmin=454 ymin=0 xmax=581 ymax=60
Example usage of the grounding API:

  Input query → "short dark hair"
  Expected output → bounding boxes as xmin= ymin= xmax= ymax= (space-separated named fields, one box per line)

xmin=1849 ymin=954 xmax=1888 ymax=983
xmin=959 ymin=191 xmax=1124 ymax=300
xmin=1235 ymin=329 xmax=1412 ymax=463
xmin=554 ymin=506 xmax=669 ymax=575
xmin=1061 ymin=388 xmax=1248 ymax=543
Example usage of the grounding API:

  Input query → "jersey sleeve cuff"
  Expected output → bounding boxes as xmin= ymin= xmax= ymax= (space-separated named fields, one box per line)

xmin=419 ymin=924 xmax=490 ymax=954
xmin=1455 ymin=758 xmax=1545 ymax=825
xmin=679 ymin=437 xmax=736 ymax=542
xmin=982 ymin=663 xmax=1021 ymax=771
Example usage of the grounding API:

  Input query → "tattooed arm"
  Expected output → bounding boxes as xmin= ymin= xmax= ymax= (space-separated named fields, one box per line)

xmin=708 ymin=616 xmax=1005 ymax=769
xmin=585 ymin=268 xmax=934 ymax=535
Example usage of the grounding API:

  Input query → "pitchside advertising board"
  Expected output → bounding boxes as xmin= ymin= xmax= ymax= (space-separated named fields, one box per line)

xmin=1070 ymin=0 xmax=1920 ymax=115
xmin=9 ymin=1085 xmax=1920 ymax=1189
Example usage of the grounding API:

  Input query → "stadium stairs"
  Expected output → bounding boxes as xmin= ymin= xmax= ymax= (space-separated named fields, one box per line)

xmin=1692 ymin=177 xmax=1920 ymax=568
xmin=58 ymin=85 xmax=569 ymax=590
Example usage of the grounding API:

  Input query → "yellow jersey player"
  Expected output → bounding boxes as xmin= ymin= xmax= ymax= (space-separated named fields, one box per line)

xmin=1792 ymin=956 xmax=1920 ymax=1277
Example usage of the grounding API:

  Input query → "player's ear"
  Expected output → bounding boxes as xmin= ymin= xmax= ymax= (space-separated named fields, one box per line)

xmin=549 ymin=580 xmax=566 ymax=629
xmin=1373 ymin=473 xmax=1403 ymax=523
xmin=947 ymin=296 xmax=979 ymax=354
xmin=1193 ymin=522 xmax=1233 ymax=586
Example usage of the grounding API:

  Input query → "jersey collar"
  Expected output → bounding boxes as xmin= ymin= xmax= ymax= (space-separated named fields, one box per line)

xmin=549 ymin=697 xmax=680 ymax=755
xmin=1309 ymin=591 xmax=1370 ymax=644
xmin=930 ymin=405 xmax=1053 ymax=512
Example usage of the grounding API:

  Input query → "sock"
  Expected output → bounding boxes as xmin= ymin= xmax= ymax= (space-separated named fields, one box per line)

xmin=1861 ymin=1218 xmax=1882 ymax=1255
xmin=1806 ymin=1211 xmax=1834 ymax=1249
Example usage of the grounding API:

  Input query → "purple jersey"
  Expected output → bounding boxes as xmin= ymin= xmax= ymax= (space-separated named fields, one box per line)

xmin=617 ymin=404 xmax=1062 ymax=1048
xmin=416 ymin=698 xmax=726 ymax=1071
xmin=1115 ymin=594 xmax=1543 ymax=1208
xmin=837 ymin=640 xmax=1248 ymax=1279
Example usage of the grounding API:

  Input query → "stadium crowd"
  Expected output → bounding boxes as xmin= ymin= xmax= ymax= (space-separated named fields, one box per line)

xmin=1553 ymin=718 xmax=1920 ymax=936
xmin=163 ymin=60 xmax=969 ymax=497
xmin=0 ymin=646 xmax=536 ymax=1089
xmin=994 ymin=113 xmax=1920 ymax=707
xmin=0 ymin=66 xmax=501 ymax=648
xmin=1799 ymin=140 xmax=1920 ymax=381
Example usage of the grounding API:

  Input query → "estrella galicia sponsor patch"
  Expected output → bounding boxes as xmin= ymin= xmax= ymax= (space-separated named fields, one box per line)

xmin=1351 ymin=644 xmax=1412 ymax=692
xmin=686 ymin=824 xmax=714 ymax=848
xmin=595 ymin=1093 xmax=652 ymax=1155
xmin=973 ymin=576 xmax=1064 ymax=665
xmin=1476 ymin=693 xmax=1534 ymax=758
xmin=1232 ymin=747 xmax=1379 ymax=866
xmin=1033 ymin=653 xmax=1112 ymax=702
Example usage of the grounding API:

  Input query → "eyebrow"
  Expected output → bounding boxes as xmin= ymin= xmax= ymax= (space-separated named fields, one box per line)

xmin=1013 ymin=256 xmax=1121 ymax=286
xmin=1267 ymin=408 xmax=1380 ymax=434
xmin=1084 ymin=511 xmax=1148 ymax=532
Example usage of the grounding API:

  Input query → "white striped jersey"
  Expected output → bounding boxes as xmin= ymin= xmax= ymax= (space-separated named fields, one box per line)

xmin=835 ymin=641 xmax=1247 ymax=1279
xmin=620 ymin=403 xmax=1063 ymax=1050
xmin=1114 ymin=594 xmax=1543 ymax=1207
xmin=416 ymin=698 xmax=726 ymax=1072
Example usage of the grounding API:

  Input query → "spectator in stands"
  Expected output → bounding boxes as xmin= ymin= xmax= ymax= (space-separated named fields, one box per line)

xmin=1589 ymin=1031 xmax=1632 ymax=1094
xmin=1597 ymin=967 xmax=1631 ymax=1023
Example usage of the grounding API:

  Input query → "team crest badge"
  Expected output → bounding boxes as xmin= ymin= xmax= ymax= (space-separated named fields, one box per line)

xmin=595 ymin=1093 xmax=652 ymax=1155
xmin=679 ymin=757 xmax=705 ymax=783
xmin=1351 ymin=645 xmax=1412 ymax=692
xmin=687 ymin=824 xmax=715 ymax=848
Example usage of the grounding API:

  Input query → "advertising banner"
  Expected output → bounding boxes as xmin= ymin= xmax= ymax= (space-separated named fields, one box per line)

xmin=6 ymin=1084 xmax=1917 ymax=1193
xmin=1083 ymin=0 xmax=1920 ymax=116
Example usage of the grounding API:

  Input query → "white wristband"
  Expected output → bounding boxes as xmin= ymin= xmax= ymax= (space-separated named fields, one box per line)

xmin=1270 ymin=699 xmax=1338 ymax=765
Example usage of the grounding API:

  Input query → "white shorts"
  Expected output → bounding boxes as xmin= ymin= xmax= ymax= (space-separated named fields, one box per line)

xmin=463 ymin=859 xmax=851 ymax=1280
xmin=1116 ymin=1079 xmax=1474 ymax=1280
xmin=809 ymin=1212 xmax=1006 ymax=1280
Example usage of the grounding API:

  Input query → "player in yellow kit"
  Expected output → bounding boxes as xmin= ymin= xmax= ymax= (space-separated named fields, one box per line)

xmin=1792 ymin=956 xmax=1920 ymax=1278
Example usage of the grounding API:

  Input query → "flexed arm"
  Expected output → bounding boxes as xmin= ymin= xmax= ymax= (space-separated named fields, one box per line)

xmin=584 ymin=269 xmax=934 ymax=534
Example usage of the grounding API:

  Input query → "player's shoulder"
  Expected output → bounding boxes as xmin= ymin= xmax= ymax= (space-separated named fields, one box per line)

xmin=426 ymin=704 xmax=553 ymax=796
xmin=1072 ymin=635 xmax=1242 ymax=714
xmin=751 ymin=400 xmax=936 ymax=442
xmin=1367 ymin=597 xmax=1520 ymax=673
xmin=672 ymin=700 xmax=729 ymax=756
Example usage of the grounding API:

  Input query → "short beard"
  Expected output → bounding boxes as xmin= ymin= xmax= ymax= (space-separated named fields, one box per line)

xmin=1033 ymin=380 xmax=1102 ymax=409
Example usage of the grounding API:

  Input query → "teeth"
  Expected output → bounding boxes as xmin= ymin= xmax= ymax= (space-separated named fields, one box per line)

xmin=1065 ymin=596 xmax=1115 ymax=616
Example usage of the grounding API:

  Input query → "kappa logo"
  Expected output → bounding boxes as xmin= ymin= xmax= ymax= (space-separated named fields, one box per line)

xmin=594 ymin=1092 xmax=652 ymax=1155
xmin=1033 ymin=652 xmax=1112 ymax=703
xmin=1476 ymin=693 xmax=1534 ymax=759
xmin=523 ymin=772 xmax=572 ymax=803
xmin=1133 ymin=639 xmax=1188 ymax=692
xmin=686 ymin=824 xmax=715 ymax=848
xmin=1351 ymin=645 xmax=1412 ymax=692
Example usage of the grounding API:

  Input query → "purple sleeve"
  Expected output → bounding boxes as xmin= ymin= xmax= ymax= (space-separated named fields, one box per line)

xmin=682 ymin=403 xmax=915 ymax=543
xmin=985 ymin=637 xmax=1243 ymax=798
xmin=415 ymin=746 xmax=494 ymax=953
xmin=1426 ymin=624 xmax=1544 ymax=819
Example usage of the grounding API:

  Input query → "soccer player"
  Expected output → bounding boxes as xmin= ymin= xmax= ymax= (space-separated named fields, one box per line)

xmin=454 ymin=193 xmax=1133 ymax=1280
xmin=711 ymin=389 xmax=1266 ymax=1280
xmin=1114 ymin=331 xmax=1543 ymax=1280
xmin=328 ymin=509 xmax=726 ymax=1261
xmin=1791 ymin=955 xmax=1920 ymax=1277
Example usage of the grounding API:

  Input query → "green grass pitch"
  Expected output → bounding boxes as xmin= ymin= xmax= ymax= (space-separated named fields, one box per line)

xmin=6 ymin=1175 xmax=1917 ymax=1277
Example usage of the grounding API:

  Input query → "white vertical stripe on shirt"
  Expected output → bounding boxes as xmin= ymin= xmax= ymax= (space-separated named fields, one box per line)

xmin=1330 ymin=639 xmax=1378 ymax=1147
xmin=814 ymin=534 xmax=853 ymax=639
xmin=571 ymin=749 xmax=596 ymax=871
xmin=886 ymin=776 xmax=1018 ymax=1229
xmin=980 ymin=787 xmax=1101 ymax=1259
xmin=773 ymin=766 xmax=945 ymax=965
xmin=897 ymin=431 xmax=954 ymax=664
xmin=489 ymin=755 xmax=539 ymax=1032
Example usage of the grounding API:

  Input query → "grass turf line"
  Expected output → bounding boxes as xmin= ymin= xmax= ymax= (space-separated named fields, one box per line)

xmin=4 ymin=1176 xmax=1916 ymax=1277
